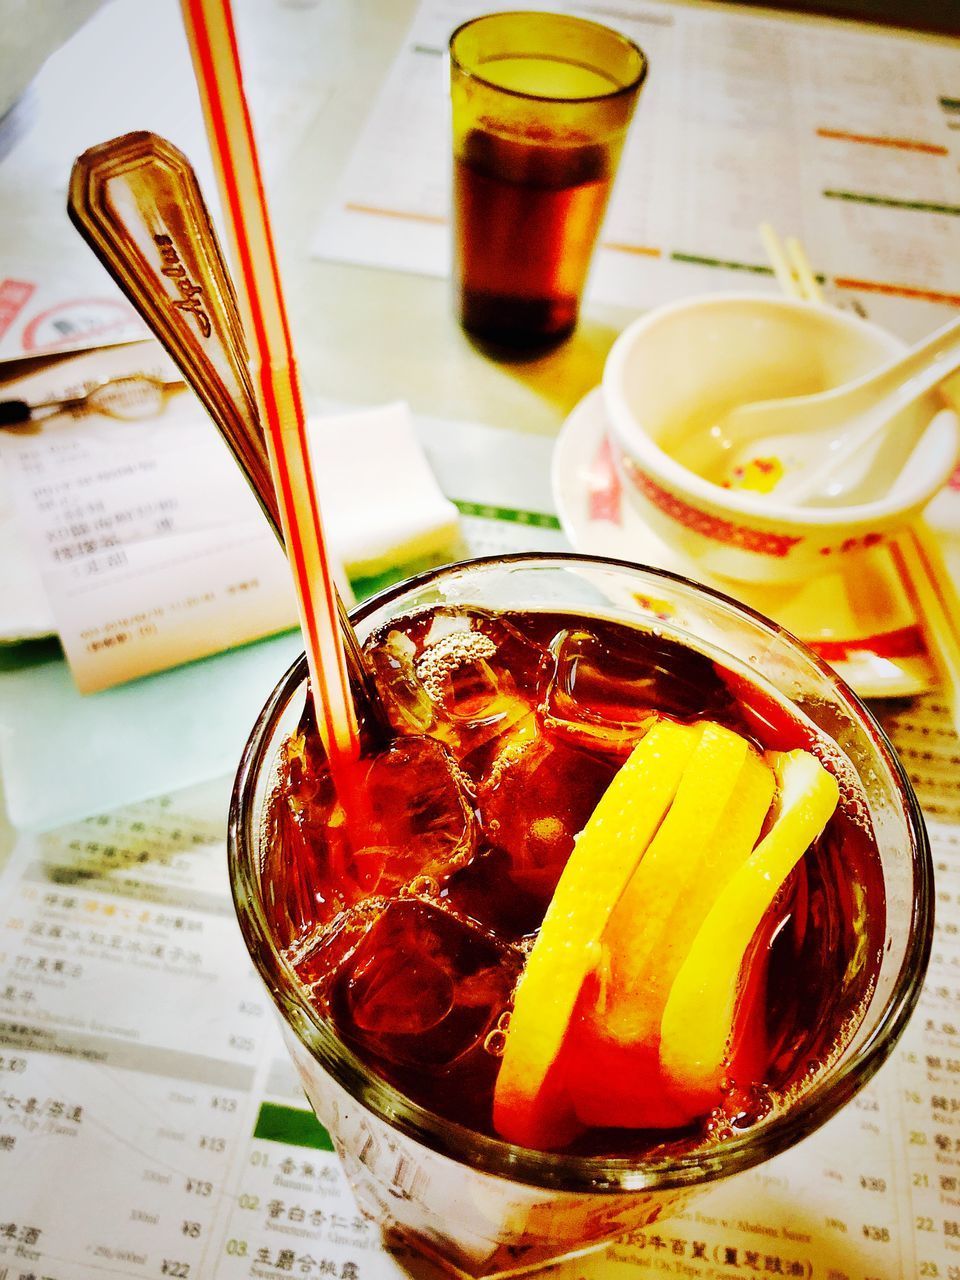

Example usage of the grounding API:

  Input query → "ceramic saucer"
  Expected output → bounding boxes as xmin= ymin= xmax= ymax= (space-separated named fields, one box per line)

xmin=552 ymin=387 xmax=936 ymax=700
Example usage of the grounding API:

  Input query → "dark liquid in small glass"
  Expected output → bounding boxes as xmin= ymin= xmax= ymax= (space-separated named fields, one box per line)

xmin=453 ymin=130 xmax=613 ymax=348
xmin=262 ymin=608 xmax=885 ymax=1156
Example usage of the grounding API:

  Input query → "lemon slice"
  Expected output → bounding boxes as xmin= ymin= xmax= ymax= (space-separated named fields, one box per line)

xmin=648 ymin=746 xmax=776 ymax=1013
xmin=571 ymin=739 xmax=775 ymax=1129
xmin=493 ymin=718 xmax=701 ymax=1149
xmin=598 ymin=724 xmax=773 ymax=1046
xmin=659 ymin=749 xmax=839 ymax=1101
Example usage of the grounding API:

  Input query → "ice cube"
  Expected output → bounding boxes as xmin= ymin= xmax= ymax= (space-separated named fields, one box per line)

xmin=442 ymin=844 xmax=547 ymax=942
xmin=344 ymin=736 xmax=477 ymax=896
xmin=263 ymin=728 xmax=348 ymax=947
xmin=474 ymin=720 xmax=617 ymax=914
xmin=330 ymin=899 xmax=523 ymax=1071
xmin=414 ymin=610 xmax=546 ymax=722
xmin=271 ymin=736 xmax=476 ymax=934
xmin=368 ymin=613 xmax=543 ymax=751
xmin=465 ymin=610 xmax=552 ymax=700
xmin=291 ymin=897 xmax=385 ymax=991
xmin=374 ymin=610 xmax=546 ymax=777
xmin=416 ymin=625 xmax=503 ymax=724
xmin=366 ymin=628 xmax=437 ymax=735
xmin=541 ymin=627 xmax=733 ymax=757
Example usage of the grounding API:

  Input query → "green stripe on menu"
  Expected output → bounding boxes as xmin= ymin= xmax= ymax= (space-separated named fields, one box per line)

xmin=453 ymin=499 xmax=562 ymax=530
xmin=940 ymin=96 xmax=960 ymax=110
xmin=823 ymin=189 xmax=960 ymax=216
xmin=670 ymin=252 xmax=775 ymax=276
xmin=253 ymin=1102 xmax=335 ymax=1152
xmin=671 ymin=253 xmax=828 ymax=284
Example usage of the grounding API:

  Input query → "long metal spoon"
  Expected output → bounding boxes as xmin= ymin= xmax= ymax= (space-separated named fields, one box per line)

xmin=67 ymin=129 xmax=387 ymax=735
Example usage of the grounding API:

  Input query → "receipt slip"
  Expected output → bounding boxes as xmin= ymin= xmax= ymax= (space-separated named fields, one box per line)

xmin=0 ymin=344 xmax=296 ymax=693
xmin=0 ymin=403 xmax=299 ymax=694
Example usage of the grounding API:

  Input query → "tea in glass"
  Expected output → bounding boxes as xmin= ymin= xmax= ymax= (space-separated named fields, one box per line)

xmin=230 ymin=556 xmax=930 ymax=1278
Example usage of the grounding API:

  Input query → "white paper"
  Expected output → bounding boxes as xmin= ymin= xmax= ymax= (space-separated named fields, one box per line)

xmin=312 ymin=0 xmax=960 ymax=341
xmin=0 ymin=0 xmax=215 ymax=364
xmin=0 ymin=0 xmax=328 ymax=365
xmin=0 ymin=0 xmax=104 ymax=121
xmin=0 ymin=266 xmax=149 ymax=363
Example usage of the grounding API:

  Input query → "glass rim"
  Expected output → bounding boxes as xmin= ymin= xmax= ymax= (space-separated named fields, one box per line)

xmin=229 ymin=551 xmax=932 ymax=1195
xmin=448 ymin=11 xmax=648 ymax=106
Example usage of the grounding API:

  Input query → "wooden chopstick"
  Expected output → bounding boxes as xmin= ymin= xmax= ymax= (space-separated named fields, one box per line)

xmin=890 ymin=520 xmax=960 ymax=738
xmin=785 ymin=237 xmax=824 ymax=305
xmin=758 ymin=222 xmax=800 ymax=299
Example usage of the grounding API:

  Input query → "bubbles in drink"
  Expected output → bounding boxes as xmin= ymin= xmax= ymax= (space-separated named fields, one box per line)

xmin=415 ymin=624 xmax=500 ymax=715
xmin=483 ymin=1011 xmax=512 ymax=1058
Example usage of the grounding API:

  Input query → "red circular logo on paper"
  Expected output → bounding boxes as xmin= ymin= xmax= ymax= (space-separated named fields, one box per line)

xmin=21 ymin=298 xmax=144 ymax=353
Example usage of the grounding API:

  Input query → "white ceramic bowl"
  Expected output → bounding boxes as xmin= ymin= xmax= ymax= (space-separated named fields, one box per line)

xmin=602 ymin=293 xmax=960 ymax=583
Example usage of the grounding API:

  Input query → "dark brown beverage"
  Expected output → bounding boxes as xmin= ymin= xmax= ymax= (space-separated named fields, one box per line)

xmin=262 ymin=606 xmax=885 ymax=1157
xmin=453 ymin=131 xmax=613 ymax=347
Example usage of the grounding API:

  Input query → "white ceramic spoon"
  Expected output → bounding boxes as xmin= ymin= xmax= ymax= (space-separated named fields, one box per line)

xmin=718 ymin=315 xmax=960 ymax=506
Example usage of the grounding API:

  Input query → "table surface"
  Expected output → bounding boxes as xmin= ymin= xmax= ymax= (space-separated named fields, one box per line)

xmin=13 ymin=0 xmax=955 ymax=436
xmin=2 ymin=5 xmax=960 ymax=1280
xmin=199 ymin=0 xmax=959 ymax=428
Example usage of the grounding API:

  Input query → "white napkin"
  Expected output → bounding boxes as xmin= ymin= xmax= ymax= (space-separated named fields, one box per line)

xmin=309 ymin=401 xmax=461 ymax=578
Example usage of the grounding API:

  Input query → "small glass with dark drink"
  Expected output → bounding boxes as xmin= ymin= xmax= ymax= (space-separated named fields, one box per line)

xmin=229 ymin=554 xmax=931 ymax=1278
xmin=449 ymin=15 xmax=646 ymax=350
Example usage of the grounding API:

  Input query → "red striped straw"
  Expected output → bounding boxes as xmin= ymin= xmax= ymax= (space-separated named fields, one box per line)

xmin=180 ymin=0 xmax=359 ymax=764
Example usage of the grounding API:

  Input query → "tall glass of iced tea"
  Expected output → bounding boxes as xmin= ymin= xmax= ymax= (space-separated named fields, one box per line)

xmin=229 ymin=554 xmax=930 ymax=1279
xmin=449 ymin=15 xmax=646 ymax=349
